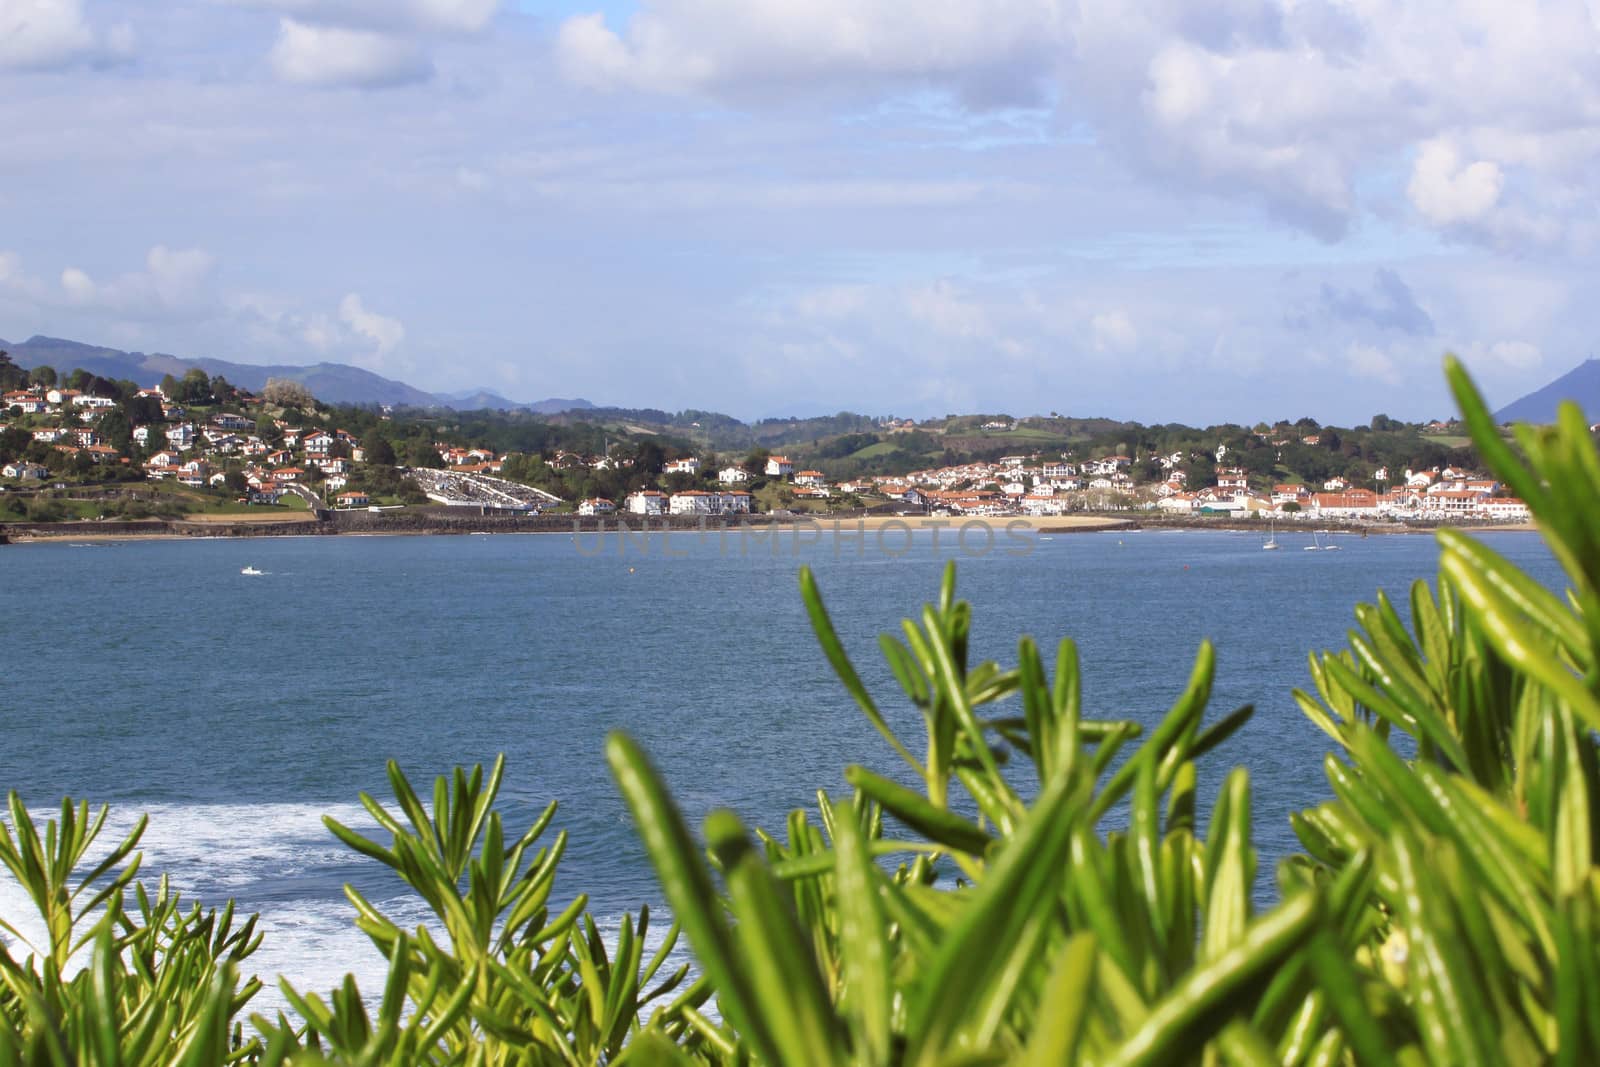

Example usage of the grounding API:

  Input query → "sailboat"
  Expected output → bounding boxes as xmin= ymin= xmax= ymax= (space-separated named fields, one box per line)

xmin=1262 ymin=517 xmax=1280 ymax=550
xmin=1320 ymin=530 xmax=1341 ymax=551
xmin=1304 ymin=530 xmax=1322 ymax=551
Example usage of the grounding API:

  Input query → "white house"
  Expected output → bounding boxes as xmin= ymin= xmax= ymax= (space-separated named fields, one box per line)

xmin=624 ymin=490 xmax=668 ymax=515
xmin=794 ymin=470 xmax=827 ymax=487
xmin=718 ymin=466 xmax=750 ymax=484
xmin=1272 ymin=484 xmax=1310 ymax=506
xmin=669 ymin=490 xmax=751 ymax=515
xmin=303 ymin=430 xmax=334 ymax=457
xmin=665 ymin=457 xmax=700 ymax=476
xmin=1312 ymin=490 xmax=1381 ymax=520
xmin=1482 ymin=498 xmax=1531 ymax=522
xmin=669 ymin=490 xmax=717 ymax=515
xmin=765 ymin=456 xmax=794 ymax=478
xmin=578 ymin=498 xmax=616 ymax=516
xmin=2 ymin=461 xmax=47 ymax=480
xmin=1021 ymin=493 xmax=1068 ymax=516
xmin=165 ymin=423 xmax=197 ymax=451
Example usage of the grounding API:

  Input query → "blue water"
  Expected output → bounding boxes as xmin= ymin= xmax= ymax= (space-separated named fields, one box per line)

xmin=0 ymin=526 xmax=1564 ymax=1002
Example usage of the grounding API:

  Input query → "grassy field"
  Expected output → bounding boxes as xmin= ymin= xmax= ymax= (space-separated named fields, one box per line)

xmin=5 ymin=480 xmax=312 ymax=520
xmin=847 ymin=441 xmax=899 ymax=459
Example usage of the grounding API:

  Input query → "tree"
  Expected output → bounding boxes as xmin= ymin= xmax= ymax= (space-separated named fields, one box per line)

xmin=122 ymin=394 xmax=163 ymax=427
xmin=634 ymin=440 xmax=666 ymax=475
xmin=742 ymin=447 xmax=770 ymax=476
xmin=263 ymin=378 xmax=316 ymax=410
xmin=363 ymin=434 xmax=397 ymax=466
xmin=406 ymin=437 xmax=442 ymax=468
xmin=97 ymin=409 xmax=133 ymax=455
xmin=28 ymin=365 xmax=57 ymax=388
xmin=0 ymin=351 xmax=24 ymax=391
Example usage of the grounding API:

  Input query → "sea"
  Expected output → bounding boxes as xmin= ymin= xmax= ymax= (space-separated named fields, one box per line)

xmin=0 ymin=525 xmax=1564 ymax=1012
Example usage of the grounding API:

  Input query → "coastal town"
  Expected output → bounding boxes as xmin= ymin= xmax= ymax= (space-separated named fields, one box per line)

xmin=0 ymin=366 xmax=1534 ymax=529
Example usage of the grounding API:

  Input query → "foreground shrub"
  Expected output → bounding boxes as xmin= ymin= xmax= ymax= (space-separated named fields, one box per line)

xmin=0 ymin=355 xmax=1595 ymax=1064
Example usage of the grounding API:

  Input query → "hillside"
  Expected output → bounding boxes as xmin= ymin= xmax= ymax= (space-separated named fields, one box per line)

xmin=0 ymin=334 xmax=594 ymax=414
xmin=1495 ymin=359 xmax=1600 ymax=424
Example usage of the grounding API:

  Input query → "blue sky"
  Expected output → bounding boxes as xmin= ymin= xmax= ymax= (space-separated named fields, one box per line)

xmin=1 ymin=0 xmax=1596 ymax=423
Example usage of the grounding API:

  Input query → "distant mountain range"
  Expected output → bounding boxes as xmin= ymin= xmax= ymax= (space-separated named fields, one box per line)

xmin=1495 ymin=359 xmax=1600 ymax=424
xmin=0 ymin=334 xmax=594 ymax=414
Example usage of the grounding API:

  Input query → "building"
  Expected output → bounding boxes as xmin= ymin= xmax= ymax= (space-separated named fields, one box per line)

xmin=669 ymin=490 xmax=752 ymax=515
xmin=624 ymin=490 xmax=668 ymax=515
xmin=665 ymin=457 xmax=700 ymax=476
xmin=765 ymin=456 xmax=794 ymax=478
xmin=336 ymin=492 xmax=371 ymax=508
xmin=578 ymin=498 xmax=616 ymax=516
xmin=1312 ymin=490 xmax=1381 ymax=520
xmin=2 ymin=461 xmax=47 ymax=480
xmin=718 ymin=466 xmax=750 ymax=484
xmin=794 ymin=470 xmax=826 ymax=487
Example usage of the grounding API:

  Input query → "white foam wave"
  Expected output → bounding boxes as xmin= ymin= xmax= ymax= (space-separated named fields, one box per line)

xmin=0 ymin=802 xmax=691 ymax=1021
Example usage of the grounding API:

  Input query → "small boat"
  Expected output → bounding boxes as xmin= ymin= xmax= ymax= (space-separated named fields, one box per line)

xmin=1263 ymin=518 xmax=1280 ymax=550
xmin=1304 ymin=531 xmax=1322 ymax=551
xmin=241 ymin=566 xmax=264 ymax=576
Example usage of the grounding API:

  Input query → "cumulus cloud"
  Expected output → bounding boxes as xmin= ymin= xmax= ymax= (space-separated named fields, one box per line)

xmin=1346 ymin=342 xmax=1402 ymax=386
xmin=338 ymin=292 xmax=404 ymax=356
xmin=1091 ymin=310 xmax=1138 ymax=352
xmin=555 ymin=0 xmax=1600 ymax=248
xmin=557 ymin=0 xmax=1062 ymax=104
xmin=0 ymin=0 xmax=131 ymax=71
xmin=59 ymin=246 xmax=218 ymax=317
xmin=1408 ymin=139 xmax=1504 ymax=226
xmin=1320 ymin=269 xmax=1434 ymax=337
xmin=269 ymin=18 xmax=431 ymax=87
xmin=236 ymin=0 xmax=499 ymax=34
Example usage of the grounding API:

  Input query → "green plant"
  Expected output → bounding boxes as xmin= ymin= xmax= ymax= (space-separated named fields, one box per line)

xmin=2 ymin=354 xmax=1598 ymax=1063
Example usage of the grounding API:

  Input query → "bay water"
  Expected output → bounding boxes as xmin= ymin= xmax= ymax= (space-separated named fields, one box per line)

xmin=0 ymin=526 xmax=1562 ymax=1008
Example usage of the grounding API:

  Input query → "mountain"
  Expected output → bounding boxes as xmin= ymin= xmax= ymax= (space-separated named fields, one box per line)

xmin=0 ymin=334 xmax=594 ymax=413
xmin=1495 ymin=359 xmax=1600 ymax=424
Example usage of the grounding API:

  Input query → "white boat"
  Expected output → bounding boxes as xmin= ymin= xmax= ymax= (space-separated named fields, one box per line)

xmin=241 ymin=566 xmax=264 ymax=576
xmin=1263 ymin=518 xmax=1279 ymax=550
xmin=1304 ymin=530 xmax=1321 ymax=551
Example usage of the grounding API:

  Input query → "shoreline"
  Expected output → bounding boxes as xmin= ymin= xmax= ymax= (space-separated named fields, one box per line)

xmin=0 ymin=510 xmax=1537 ymax=545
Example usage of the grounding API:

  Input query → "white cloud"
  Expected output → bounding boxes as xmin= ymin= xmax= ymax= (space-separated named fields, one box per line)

xmin=59 ymin=245 xmax=218 ymax=316
xmin=1346 ymin=342 xmax=1402 ymax=386
xmin=1091 ymin=310 xmax=1137 ymax=352
xmin=0 ymin=0 xmax=126 ymax=70
xmin=236 ymin=0 xmax=499 ymax=34
xmin=338 ymin=292 xmax=404 ymax=355
xmin=1489 ymin=340 xmax=1541 ymax=370
xmin=556 ymin=0 xmax=1063 ymax=103
xmin=556 ymin=0 xmax=1600 ymax=248
xmin=1408 ymin=139 xmax=1504 ymax=226
xmin=269 ymin=18 xmax=431 ymax=86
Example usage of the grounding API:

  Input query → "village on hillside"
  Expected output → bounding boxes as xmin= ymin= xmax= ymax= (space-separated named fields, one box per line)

xmin=0 ymin=370 xmax=1534 ymax=526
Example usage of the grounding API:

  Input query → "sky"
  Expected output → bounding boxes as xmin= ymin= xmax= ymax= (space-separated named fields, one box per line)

xmin=1 ymin=0 xmax=1597 ymax=424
